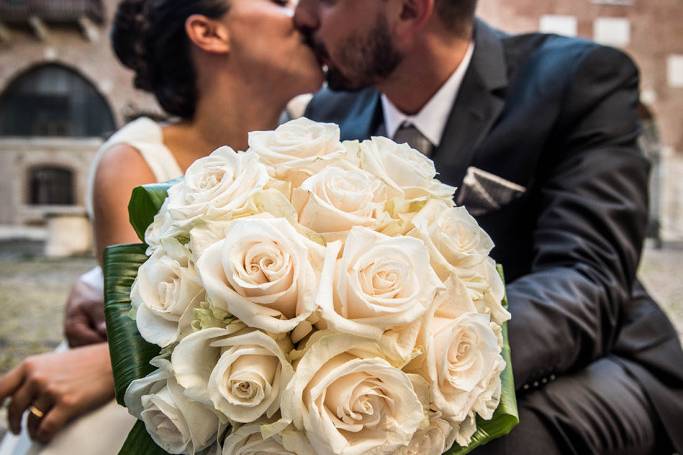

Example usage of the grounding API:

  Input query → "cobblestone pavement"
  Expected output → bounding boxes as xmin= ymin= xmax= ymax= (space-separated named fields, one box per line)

xmin=0 ymin=243 xmax=681 ymax=439
xmin=0 ymin=244 xmax=95 ymax=440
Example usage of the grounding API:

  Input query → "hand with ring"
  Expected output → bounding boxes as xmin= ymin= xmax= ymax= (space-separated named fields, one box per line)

xmin=29 ymin=405 xmax=45 ymax=419
xmin=0 ymin=343 xmax=115 ymax=443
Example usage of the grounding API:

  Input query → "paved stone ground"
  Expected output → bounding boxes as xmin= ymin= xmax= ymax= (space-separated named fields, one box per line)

xmin=0 ymin=242 xmax=96 ymax=440
xmin=638 ymin=241 xmax=683 ymax=339
xmin=0 ymin=242 xmax=681 ymax=439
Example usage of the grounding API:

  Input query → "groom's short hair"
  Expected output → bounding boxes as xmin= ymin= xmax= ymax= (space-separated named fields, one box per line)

xmin=436 ymin=0 xmax=478 ymax=37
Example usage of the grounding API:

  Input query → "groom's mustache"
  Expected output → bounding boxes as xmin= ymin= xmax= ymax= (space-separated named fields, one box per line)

xmin=302 ymin=31 xmax=330 ymax=68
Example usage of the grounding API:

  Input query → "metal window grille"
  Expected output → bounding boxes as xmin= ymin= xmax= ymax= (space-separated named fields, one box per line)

xmin=29 ymin=166 xmax=75 ymax=206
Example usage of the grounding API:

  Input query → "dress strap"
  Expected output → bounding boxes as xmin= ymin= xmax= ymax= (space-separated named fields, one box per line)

xmin=86 ymin=117 xmax=182 ymax=218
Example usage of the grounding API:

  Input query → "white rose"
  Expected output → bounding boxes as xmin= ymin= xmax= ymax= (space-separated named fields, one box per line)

xmin=187 ymin=219 xmax=233 ymax=263
xmin=410 ymin=199 xmax=494 ymax=278
xmin=248 ymin=118 xmax=347 ymax=183
xmin=276 ymin=333 xmax=426 ymax=455
xmin=171 ymin=327 xmax=294 ymax=424
xmin=467 ymin=258 xmax=510 ymax=326
xmin=186 ymin=187 xmax=303 ymax=263
xmin=319 ymin=227 xmax=442 ymax=342
xmin=197 ymin=217 xmax=333 ymax=333
xmin=165 ymin=147 xmax=269 ymax=226
xmin=410 ymin=200 xmax=510 ymax=325
xmin=396 ymin=416 xmax=457 ymax=455
xmin=449 ymin=257 xmax=510 ymax=327
xmin=450 ymin=413 xmax=478 ymax=448
xmin=405 ymin=276 xmax=475 ymax=374
xmin=143 ymin=201 xmax=180 ymax=254
xmin=209 ymin=330 xmax=294 ymax=424
xmin=378 ymin=319 xmax=423 ymax=367
xmin=293 ymin=165 xmax=385 ymax=242
xmin=404 ymin=275 xmax=505 ymax=425
xmin=124 ymin=358 xmax=220 ymax=454
xmin=131 ymin=238 xmax=203 ymax=347
xmin=424 ymin=311 xmax=505 ymax=421
xmin=223 ymin=421 xmax=307 ymax=455
xmin=359 ymin=137 xmax=456 ymax=199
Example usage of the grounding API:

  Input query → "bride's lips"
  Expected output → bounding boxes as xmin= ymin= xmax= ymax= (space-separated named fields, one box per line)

xmin=302 ymin=34 xmax=330 ymax=69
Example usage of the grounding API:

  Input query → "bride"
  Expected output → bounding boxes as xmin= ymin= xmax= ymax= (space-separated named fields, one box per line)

xmin=0 ymin=0 xmax=322 ymax=452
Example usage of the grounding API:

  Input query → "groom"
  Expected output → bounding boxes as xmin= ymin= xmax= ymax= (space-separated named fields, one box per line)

xmin=295 ymin=0 xmax=683 ymax=453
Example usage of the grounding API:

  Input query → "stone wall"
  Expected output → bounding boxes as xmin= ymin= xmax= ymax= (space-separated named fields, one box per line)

xmin=0 ymin=138 xmax=99 ymax=225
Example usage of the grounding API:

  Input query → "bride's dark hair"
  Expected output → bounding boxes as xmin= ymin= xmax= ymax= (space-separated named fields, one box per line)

xmin=111 ymin=0 xmax=229 ymax=119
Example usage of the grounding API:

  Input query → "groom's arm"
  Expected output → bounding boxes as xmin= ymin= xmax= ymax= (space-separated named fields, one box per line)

xmin=507 ymin=45 xmax=648 ymax=390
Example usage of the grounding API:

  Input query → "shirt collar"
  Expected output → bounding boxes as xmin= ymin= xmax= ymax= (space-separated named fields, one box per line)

xmin=381 ymin=43 xmax=474 ymax=146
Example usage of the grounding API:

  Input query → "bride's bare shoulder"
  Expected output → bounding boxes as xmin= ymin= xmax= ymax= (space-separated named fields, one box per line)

xmin=94 ymin=143 xmax=156 ymax=189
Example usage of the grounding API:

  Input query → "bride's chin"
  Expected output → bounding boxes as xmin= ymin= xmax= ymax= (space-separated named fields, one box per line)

xmin=297 ymin=65 xmax=325 ymax=94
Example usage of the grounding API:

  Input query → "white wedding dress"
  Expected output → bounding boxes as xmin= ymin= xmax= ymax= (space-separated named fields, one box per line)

xmin=0 ymin=117 xmax=182 ymax=455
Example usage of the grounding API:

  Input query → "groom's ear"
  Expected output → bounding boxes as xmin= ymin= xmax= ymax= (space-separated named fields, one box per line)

xmin=393 ymin=0 xmax=435 ymax=38
xmin=185 ymin=14 xmax=231 ymax=54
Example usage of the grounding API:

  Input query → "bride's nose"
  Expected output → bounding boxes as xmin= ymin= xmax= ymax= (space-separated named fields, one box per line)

xmin=293 ymin=0 xmax=319 ymax=31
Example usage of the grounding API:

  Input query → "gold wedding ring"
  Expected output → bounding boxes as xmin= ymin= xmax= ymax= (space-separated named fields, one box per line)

xmin=29 ymin=405 xmax=45 ymax=419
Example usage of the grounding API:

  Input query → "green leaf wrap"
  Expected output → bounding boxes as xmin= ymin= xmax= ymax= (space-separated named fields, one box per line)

xmin=128 ymin=180 xmax=177 ymax=242
xmin=103 ymin=243 xmax=161 ymax=406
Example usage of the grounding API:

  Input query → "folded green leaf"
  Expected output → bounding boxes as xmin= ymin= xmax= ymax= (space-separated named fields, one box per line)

xmin=103 ymin=243 xmax=160 ymax=405
xmin=128 ymin=180 xmax=176 ymax=242
xmin=118 ymin=420 xmax=170 ymax=455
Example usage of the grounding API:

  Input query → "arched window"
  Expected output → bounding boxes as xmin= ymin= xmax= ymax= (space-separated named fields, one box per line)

xmin=28 ymin=166 xmax=75 ymax=206
xmin=0 ymin=64 xmax=115 ymax=137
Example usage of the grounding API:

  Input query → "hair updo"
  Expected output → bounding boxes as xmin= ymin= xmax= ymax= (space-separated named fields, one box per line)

xmin=111 ymin=0 xmax=229 ymax=119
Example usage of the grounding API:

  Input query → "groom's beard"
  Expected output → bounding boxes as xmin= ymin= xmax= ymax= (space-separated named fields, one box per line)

xmin=304 ymin=17 xmax=402 ymax=92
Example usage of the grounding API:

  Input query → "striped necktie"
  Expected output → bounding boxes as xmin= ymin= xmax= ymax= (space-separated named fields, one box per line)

xmin=393 ymin=122 xmax=434 ymax=156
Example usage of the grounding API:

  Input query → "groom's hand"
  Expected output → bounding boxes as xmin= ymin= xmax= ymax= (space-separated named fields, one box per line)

xmin=64 ymin=280 xmax=107 ymax=348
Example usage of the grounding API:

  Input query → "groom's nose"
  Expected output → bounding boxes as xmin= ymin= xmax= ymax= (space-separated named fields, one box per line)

xmin=293 ymin=0 xmax=319 ymax=31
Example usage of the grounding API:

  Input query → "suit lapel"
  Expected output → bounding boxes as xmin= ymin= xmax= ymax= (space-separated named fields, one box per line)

xmin=338 ymin=88 xmax=382 ymax=141
xmin=433 ymin=21 xmax=509 ymax=186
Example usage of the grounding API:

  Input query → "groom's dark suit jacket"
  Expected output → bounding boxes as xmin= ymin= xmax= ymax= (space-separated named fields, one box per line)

xmin=306 ymin=20 xmax=683 ymax=451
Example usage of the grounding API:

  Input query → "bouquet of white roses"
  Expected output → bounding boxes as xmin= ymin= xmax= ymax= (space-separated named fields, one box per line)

xmin=104 ymin=118 xmax=518 ymax=455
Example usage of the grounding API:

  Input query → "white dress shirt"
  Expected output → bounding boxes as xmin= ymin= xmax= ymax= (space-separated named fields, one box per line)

xmin=381 ymin=43 xmax=474 ymax=147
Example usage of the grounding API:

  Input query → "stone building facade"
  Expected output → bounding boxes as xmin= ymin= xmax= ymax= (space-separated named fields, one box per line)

xmin=0 ymin=0 xmax=158 ymax=250
xmin=0 ymin=0 xmax=681 ymax=246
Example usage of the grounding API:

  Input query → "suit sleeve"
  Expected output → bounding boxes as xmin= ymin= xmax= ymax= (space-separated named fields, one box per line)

xmin=506 ymin=45 xmax=650 ymax=389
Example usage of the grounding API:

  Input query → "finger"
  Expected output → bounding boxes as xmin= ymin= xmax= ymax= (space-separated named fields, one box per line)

xmin=7 ymin=382 xmax=36 ymax=435
xmin=36 ymin=405 xmax=72 ymax=444
xmin=96 ymin=321 xmax=108 ymax=339
xmin=87 ymin=300 xmax=106 ymax=327
xmin=86 ymin=300 xmax=107 ymax=338
xmin=65 ymin=319 xmax=105 ymax=348
xmin=0 ymin=366 xmax=25 ymax=404
xmin=27 ymin=395 xmax=54 ymax=441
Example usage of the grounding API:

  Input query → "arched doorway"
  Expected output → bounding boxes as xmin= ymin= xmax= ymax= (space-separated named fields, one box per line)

xmin=0 ymin=63 xmax=116 ymax=137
